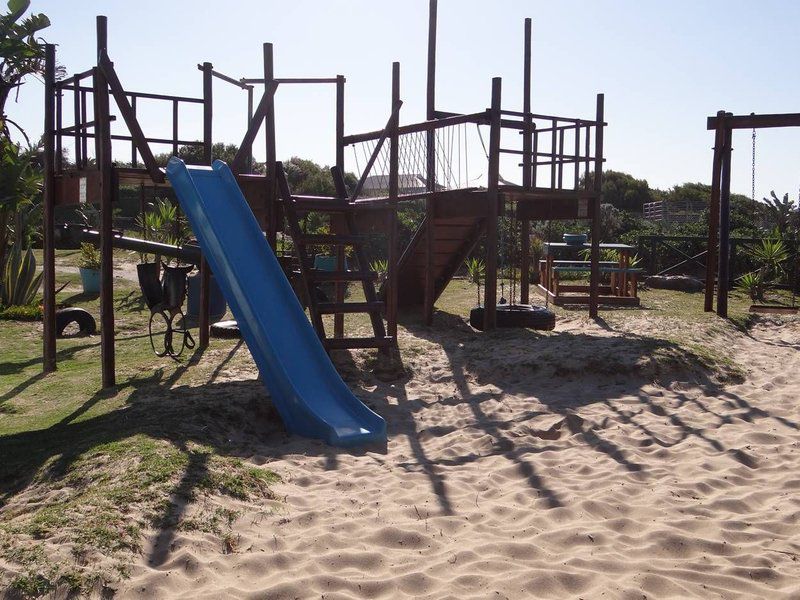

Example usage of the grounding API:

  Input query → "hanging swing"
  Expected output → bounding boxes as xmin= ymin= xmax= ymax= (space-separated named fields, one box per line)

xmin=747 ymin=126 xmax=799 ymax=314
xmin=468 ymin=179 xmax=555 ymax=331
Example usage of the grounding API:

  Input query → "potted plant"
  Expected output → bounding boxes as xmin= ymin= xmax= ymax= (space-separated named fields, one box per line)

xmin=77 ymin=242 xmax=101 ymax=294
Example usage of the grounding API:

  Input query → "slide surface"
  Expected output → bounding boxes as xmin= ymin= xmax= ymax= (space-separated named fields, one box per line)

xmin=166 ymin=158 xmax=386 ymax=447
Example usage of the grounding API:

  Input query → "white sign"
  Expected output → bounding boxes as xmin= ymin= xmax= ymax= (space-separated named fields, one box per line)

xmin=79 ymin=177 xmax=87 ymax=203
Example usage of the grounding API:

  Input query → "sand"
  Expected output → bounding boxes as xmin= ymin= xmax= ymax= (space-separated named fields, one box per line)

xmin=106 ymin=314 xmax=800 ymax=598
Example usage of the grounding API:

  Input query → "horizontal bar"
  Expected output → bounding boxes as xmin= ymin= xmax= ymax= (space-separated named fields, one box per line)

xmin=240 ymin=76 xmax=343 ymax=85
xmin=59 ymin=84 xmax=204 ymax=104
xmin=500 ymin=147 xmax=598 ymax=161
xmin=69 ymin=225 xmax=201 ymax=263
xmin=500 ymin=109 xmax=599 ymax=124
xmin=707 ymin=112 xmax=800 ymax=130
xmin=501 ymin=117 xmax=606 ymax=132
xmin=343 ymin=111 xmax=489 ymax=145
xmin=74 ymin=131 xmax=205 ymax=146
xmin=199 ymin=65 xmax=252 ymax=90
xmin=56 ymin=68 xmax=95 ymax=87
xmin=56 ymin=116 xmax=116 ymax=133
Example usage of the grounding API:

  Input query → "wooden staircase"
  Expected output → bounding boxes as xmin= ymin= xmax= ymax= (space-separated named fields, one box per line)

xmin=276 ymin=163 xmax=393 ymax=351
xmin=395 ymin=215 xmax=486 ymax=307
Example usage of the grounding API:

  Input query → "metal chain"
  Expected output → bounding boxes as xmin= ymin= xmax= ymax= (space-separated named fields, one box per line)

xmin=751 ymin=126 xmax=756 ymax=202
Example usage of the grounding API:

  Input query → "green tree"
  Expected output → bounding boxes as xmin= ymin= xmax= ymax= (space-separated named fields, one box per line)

xmin=762 ymin=191 xmax=798 ymax=237
xmin=0 ymin=0 xmax=50 ymax=139
xmin=583 ymin=170 xmax=655 ymax=213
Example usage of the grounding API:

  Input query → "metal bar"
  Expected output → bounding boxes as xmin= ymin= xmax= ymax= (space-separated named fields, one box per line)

xmin=42 ymin=44 xmax=57 ymax=374
xmin=704 ymin=113 xmax=725 ymax=312
xmin=588 ymin=94 xmax=604 ymax=319
xmin=484 ymin=77 xmax=502 ymax=330
xmin=69 ymin=227 xmax=202 ymax=262
xmin=95 ymin=16 xmax=115 ymax=388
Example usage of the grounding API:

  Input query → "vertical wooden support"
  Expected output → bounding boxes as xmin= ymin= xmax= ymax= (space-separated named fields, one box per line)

xmin=200 ymin=61 xmax=213 ymax=346
xmin=520 ymin=17 xmax=532 ymax=305
xmin=202 ymin=62 xmax=213 ymax=163
xmin=424 ymin=0 xmax=438 ymax=325
xmin=54 ymin=85 xmax=62 ymax=173
xmin=172 ymin=99 xmax=179 ymax=157
xmin=333 ymin=74 xmax=346 ymax=338
xmin=485 ymin=77 xmax=502 ymax=330
xmin=95 ymin=16 xmax=115 ymax=388
xmin=73 ymin=81 xmax=82 ymax=167
xmin=387 ymin=62 xmax=401 ymax=339
xmin=704 ymin=111 xmax=725 ymax=312
xmin=246 ymin=86 xmax=254 ymax=172
xmin=264 ymin=43 xmax=278 ymax=248
xmin=588 ymin=93 xmax=604 ymax=319
xmin=199 ymin=258 xmax=210 ymax=349
xmin=42 ymin=44 xmax=57 ymax=374
xmin=130 ymin=95 xmax=138 ymax=166
xmin=716 ymin=118 xmax=733 ymax=318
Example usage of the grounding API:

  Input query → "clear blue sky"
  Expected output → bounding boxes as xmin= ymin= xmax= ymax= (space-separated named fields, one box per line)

xmin=11 ymin=0 xmax=800 ymax=201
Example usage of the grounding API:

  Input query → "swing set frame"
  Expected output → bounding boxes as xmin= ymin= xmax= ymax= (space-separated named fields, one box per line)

xmin=704 ymin=110 xmax=800 ymax=318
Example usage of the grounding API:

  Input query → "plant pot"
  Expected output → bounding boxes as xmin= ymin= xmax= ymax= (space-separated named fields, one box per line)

xmin=563 ymin=233 xmax=587 ymax=246
xmin=187 ymin=272 xmax=227 ymax=323
xmin=79 ymin=267 xmax=100 ymax=294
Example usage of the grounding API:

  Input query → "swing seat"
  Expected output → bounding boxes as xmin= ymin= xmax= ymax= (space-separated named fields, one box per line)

xmin=469 ymin=304 xmax=556 ymax=331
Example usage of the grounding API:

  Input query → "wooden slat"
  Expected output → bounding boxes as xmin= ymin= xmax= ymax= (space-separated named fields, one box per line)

xmin=324 ymin=336 xmax=394 ymax=350
xmin=318 ymin=301 xmax=384 ymax=314
xmin=310 ymin=271 xmax=377 ymax=282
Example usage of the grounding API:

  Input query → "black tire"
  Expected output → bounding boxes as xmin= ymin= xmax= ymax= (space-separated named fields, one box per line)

xmin=55 ymin=307 xmax=97 ymax=337
xmin=469 ymin=304 xmax=556 ymax=331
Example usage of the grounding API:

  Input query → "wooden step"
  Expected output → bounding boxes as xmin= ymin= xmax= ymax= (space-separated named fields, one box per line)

xmin=300 ymin=234 xmax=366 ymax=246
xmin=324 ymin=336 xmax=394 ymax=350
xmin=318 ymin=301 xmax=384 ymax=314
xmin=310 ymin=270 xmax=378 ymax=282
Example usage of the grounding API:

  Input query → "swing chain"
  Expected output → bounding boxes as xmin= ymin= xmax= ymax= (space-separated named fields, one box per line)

xmin=751 ymin=125 xmax=756 ymax=202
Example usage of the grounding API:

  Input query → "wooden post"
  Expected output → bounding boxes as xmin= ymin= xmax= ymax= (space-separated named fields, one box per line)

xmin=202 ymin=62 xmax=213 ymax=163
xmin=588 ymin=93 xmax=604 ymax=319
xmin=704 ymin=111 xmax=725 ymax=312
xmin=520 ymin=17 xmax=532 ymax=304
xmin=387 ymin=62 xmax=401 ymax=339
xmin=246 ymin=86 xmax=254 ymax=172
xmin=333 ymin=74 xmax=346 ymax=338
xmin=264 ymin=43 xmax=278 ymax=248
xmin=485 ymin=77 xmax=502 ymax=330
xmin=42 ymin=44 xmax=57 ymax=374
xmin=95 ymin=16 xmax=115 ymax=388
xmin=424 ymin=0 xmax=438 ymax=325
xmin=717 ymin=117 xmax=733 ymax=318
xmin=199 ymin=258 xmax=210 ymax=349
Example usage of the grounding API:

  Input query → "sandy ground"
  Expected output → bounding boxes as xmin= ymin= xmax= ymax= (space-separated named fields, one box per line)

xmin=110 ymin=314 xmax=800 ymax=598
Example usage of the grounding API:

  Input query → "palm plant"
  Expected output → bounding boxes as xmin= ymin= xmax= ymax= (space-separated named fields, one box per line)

xmin=465 ymin=257 xmax=485 ymax=307
xmin=369 ymin=258 xmax=388 ymax=286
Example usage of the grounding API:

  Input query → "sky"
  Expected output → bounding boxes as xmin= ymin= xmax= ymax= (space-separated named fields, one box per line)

xmin=10 ymin=0 xmax=800 ymax=202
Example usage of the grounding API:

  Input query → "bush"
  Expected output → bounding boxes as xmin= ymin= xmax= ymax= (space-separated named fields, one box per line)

xmin=0 ymin=303 xmax=42 ymax=321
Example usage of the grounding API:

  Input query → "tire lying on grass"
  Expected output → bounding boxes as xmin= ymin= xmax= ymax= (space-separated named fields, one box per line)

xmin=55 ymin=307 xmax=97 ymax=337
xmin=469 ymin=304 xmax=556 ymax=331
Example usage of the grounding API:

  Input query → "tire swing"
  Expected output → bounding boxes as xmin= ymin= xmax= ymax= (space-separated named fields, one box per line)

xmin=470 ymin=198 xmax=555 ymax=331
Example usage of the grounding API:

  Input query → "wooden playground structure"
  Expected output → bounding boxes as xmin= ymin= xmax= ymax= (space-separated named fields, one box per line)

xmin=40 ymin=2 xmax=607 ymax=388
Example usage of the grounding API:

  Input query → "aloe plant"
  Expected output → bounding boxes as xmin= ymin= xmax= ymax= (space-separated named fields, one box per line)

xmin=465 ymin=257 xmax=485 ymax=307
xmin=369 ymin=259 xmax=388 ymax=286
xmin=0 ymin=240 xmax=41 ymax=307
xmin=737 ymin=271 xmax=763 ymax=301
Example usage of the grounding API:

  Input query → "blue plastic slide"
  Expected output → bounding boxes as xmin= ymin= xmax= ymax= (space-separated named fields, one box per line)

xmin=166 ymin=158 xmax=386 ymax=447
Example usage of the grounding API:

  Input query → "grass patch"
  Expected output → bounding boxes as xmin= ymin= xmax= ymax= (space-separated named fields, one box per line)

xmin=0 ymin=304 xmax=43 ymax=321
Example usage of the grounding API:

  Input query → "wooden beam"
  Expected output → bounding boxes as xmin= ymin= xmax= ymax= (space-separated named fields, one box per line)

xmin=484 ymin=77 xmax=502 ymax=330
xmin=95 ymin=17 xmax=115 ymax=388
xmin=229 ymin=80 xmax=279 ymax=174
xmin=716 ymin=122 xmax=733 ymax=318
xmin=707 ymin=112 xmax=800 ymax=130
xmin=349 ymin=100 xmax=403 ymax=202
xmin=98 ymin=51 xmax=164 ymax=183
xmin=42 ymin=44 xmax=57 ymax=374
xmin=387 ymin=62 xmax=400 ymax=339
xmin=424 ymin=0 xmax=438 ymax=326
xmin=199 ymin=257 xmax=210 ymax=349
xmin=264 ymin=43 xmax=278 ymax=248
xmin=202 ymin=62 xmax=213 ymax=163
xmin=588 ymin=93 xmax=604 ymax=319
xmin=520 ymin=17 xmax=532 ymax=305
xmin=704 ymin=112 xmax=725 ymax=312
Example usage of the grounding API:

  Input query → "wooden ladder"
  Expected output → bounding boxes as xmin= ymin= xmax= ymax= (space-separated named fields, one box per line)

xmin=275 ymin=163 xmax=393 ymax=351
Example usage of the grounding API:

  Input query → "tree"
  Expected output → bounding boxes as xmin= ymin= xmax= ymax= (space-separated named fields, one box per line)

xmin=0 ymin=0 xmax=50 ymax=140
xmin=583 ymin=170 xmax=655 ymax=213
